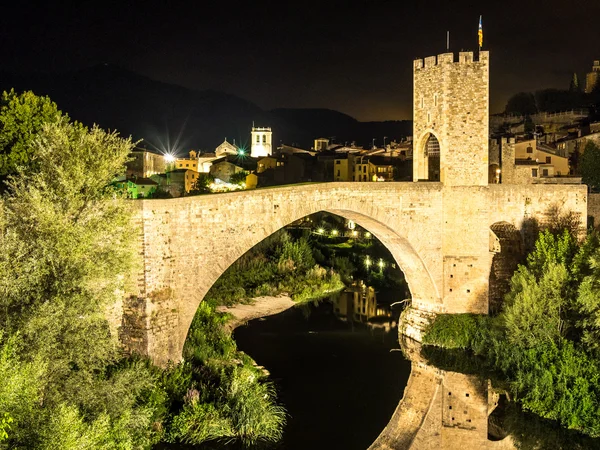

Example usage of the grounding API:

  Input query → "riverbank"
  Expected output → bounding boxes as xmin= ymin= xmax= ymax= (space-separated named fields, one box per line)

xmin=217 ymin=295 xmax=297 ymax=331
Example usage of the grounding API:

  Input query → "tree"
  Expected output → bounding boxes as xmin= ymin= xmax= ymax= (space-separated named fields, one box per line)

xmin=505 ymin=92 xmax=537 ymax=115
xmin=0 ymin=114 xmax=166 ymax=447
xmin=0 ymin=90 xmax=65 ymax=180
xmin=229 ymin=170 xmax=248 ymax=186
xmin=580 ymin=141 xmax=600 ymax=192
xmin=189 ymin=173 xmax=214 ymax=194
xmin=570 ymin=73 xmax=580 ymax=92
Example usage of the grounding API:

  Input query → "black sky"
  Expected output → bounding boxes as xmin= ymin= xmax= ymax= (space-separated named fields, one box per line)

xmin=2 ymin=0 xmax=600 ymax=121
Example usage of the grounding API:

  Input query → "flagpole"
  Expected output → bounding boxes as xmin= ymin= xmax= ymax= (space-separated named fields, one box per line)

xmin=446 ymin=31 xmax=449 ymax=51
xmin=478 ymin=15 xmax=483 ymax=52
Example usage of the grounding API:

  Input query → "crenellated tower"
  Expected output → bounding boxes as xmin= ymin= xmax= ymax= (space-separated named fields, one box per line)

xmin=413 ymin=51 xmax=489 ymax=186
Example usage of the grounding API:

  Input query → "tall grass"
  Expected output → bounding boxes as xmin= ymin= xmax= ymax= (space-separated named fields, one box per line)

xmin=163 ymin=303 xmax=286 ymax=446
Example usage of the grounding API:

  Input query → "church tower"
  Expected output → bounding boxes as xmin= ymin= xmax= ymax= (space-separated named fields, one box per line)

xmin=251 ymin=126 xmax=273 ymax=158
xmin=413 ymin=51 xmax=489 ymax=186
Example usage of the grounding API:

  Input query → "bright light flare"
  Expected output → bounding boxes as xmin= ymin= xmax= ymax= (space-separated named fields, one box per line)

xmin=331 ymin=229 xmax=339 ymax=236
xmin=317 ymin=228 xmax=325 ymax=235
xmin=164 ymin=153 xmax=176 ymax=163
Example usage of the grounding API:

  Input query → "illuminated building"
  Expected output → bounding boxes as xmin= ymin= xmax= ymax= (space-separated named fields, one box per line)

xmin=585 ymin=60 xmax=600 ymax=94
xmin=251 ymin=126 xmax=272 ymax=158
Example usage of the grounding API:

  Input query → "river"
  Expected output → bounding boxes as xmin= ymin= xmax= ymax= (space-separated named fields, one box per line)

xmin=233 ymin=288 xmax=411 ymax=449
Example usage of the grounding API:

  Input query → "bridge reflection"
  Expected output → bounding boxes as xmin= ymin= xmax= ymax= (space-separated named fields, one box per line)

xmin=370 ymin=338 xmax=515 ymax=450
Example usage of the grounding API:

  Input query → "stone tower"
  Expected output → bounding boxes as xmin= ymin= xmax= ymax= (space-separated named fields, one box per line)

xmin=250 ymin=126 xmax=273 ymax=158
xmin=413 ymin=51 xmax=489 ymax=186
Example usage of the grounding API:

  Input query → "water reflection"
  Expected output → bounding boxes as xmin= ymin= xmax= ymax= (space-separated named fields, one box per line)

xmin=331 ymin=281 xmax=397 ymax=333
xmin=370 ymin=337 xmax=515 ymax=449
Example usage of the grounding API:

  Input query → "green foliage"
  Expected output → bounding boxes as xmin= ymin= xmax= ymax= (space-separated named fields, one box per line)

xmin=189 ymin=173 xmax=214 ymax=194
xmin=581 ymin=141 xmax=600 ymax=192
xmin=422 ymin=313 xmax=493 ymax=350
xmin=0 ymin=413 xmax=12 ymax=443
xmin=229 ymin=170 xmax=249 ymax=185
xmin=423 ymin=227 xmax=600 ymax=438
xmin=576 ymin=252 xmax=600 ymax=357
xmin=204 ymin=229 xmax=343 ymax=307
xmin=0 ymin=90 xmax=65 ymax=179
xmin=0 ymin=93 xmax=166 ymax=449
xmin=505 ymin=92 xmax=537 ymax=115
xmin=503 ymin=263 xmax=569 ymax=347
xmin=165 ymin=303 xmax=286 ymax=446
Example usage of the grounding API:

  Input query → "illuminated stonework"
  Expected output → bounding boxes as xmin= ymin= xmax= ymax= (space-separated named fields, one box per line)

xmin=250 ymin=126 xmax=272 ymax=158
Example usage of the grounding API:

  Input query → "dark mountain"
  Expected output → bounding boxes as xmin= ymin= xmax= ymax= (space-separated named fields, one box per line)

xmin=0 ymin=65 xmax=411 ymax=153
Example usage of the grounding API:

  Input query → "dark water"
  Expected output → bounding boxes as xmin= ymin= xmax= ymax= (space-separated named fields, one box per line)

xmin=233 ymin=293 xmax=411 ymax=450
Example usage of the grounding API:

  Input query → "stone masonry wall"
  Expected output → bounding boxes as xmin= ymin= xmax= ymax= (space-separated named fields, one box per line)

xmin=587 ymin=193 xmax=600 ymax=228
xmin=122 ymin=181 xmax=587 ymax=366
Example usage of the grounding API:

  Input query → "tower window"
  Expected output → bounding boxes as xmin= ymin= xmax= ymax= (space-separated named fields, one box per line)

xmin=263 ymin=135 xmax=266 ymax=143
xmin=256 ymin=135 xmax=260 ymax=143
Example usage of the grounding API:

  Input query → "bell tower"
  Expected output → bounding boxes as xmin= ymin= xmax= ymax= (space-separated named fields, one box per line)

xmin=250 ymin=126 xmax=273 ymax=158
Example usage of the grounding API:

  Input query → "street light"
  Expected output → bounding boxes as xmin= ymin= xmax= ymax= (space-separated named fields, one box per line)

xmin=365 ymin=256 xmax=372 ymax=269
xmin=378 ymin=258 xmax=385 ymax=270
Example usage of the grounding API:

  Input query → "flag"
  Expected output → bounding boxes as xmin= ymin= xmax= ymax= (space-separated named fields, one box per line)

xmin=478 ymin=15 xmax=483 ymax=48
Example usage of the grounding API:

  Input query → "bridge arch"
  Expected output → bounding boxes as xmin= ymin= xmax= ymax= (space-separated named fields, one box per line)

xmin=175 ymin=208 xmax=440 ymax=361
xmin=127 ymin=183 xmax=446 ymax=366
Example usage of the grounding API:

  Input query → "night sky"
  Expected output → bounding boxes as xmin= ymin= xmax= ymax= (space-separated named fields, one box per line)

xmin=2 ymin=1 xmax=600 ymax=121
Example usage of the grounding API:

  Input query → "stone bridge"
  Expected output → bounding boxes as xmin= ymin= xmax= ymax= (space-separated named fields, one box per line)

xmin=119 ymin=181 xmax=586 ymax=366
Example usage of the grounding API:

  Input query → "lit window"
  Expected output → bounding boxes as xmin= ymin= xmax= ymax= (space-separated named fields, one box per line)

xmin=263 ymin=135 xmax=266 ymax=143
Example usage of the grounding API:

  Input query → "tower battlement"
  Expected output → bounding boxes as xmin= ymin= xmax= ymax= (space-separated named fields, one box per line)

xmin=414 ymin=51 xmax=489 ymax=70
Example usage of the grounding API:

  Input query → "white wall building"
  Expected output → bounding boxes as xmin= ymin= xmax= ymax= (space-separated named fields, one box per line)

xmin=251 ymin=126 xmax=272 ymax=158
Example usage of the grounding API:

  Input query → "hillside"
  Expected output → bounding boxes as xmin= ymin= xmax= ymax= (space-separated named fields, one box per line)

xmin=0 ymin=65 xmax=411 ymax=152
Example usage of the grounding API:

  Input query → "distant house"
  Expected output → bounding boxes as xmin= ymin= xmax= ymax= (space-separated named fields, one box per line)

xmin=368 ymin=156 xmax=395 ymax=182
xmin=334 ymin=154 xmax=350 ymax=181
xmin=155 ymin=169 xmax=199 ymax=197
xmin=514 ymin=139 xmax=570 ymax=177
xmin=126 ymin=149 xmax=166 ymax=178
xmin=114 ymin=176 xmax=158 ymax=199
xmin=257 ymin=156 xmax=280 ymax=173
xmin=215 ymin=139 xmax=239 ymax=157
xmin=210 ymin=155 xmax=257 ymax=182
xmin=175 ymin=150 xmax=200 ymax=172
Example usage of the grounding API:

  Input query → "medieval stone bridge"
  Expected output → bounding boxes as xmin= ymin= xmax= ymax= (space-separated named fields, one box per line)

xmin=113 ymin=49 xmax=589 ymax=449
xmin=120 ymin=181 xmax=586 ymax=366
